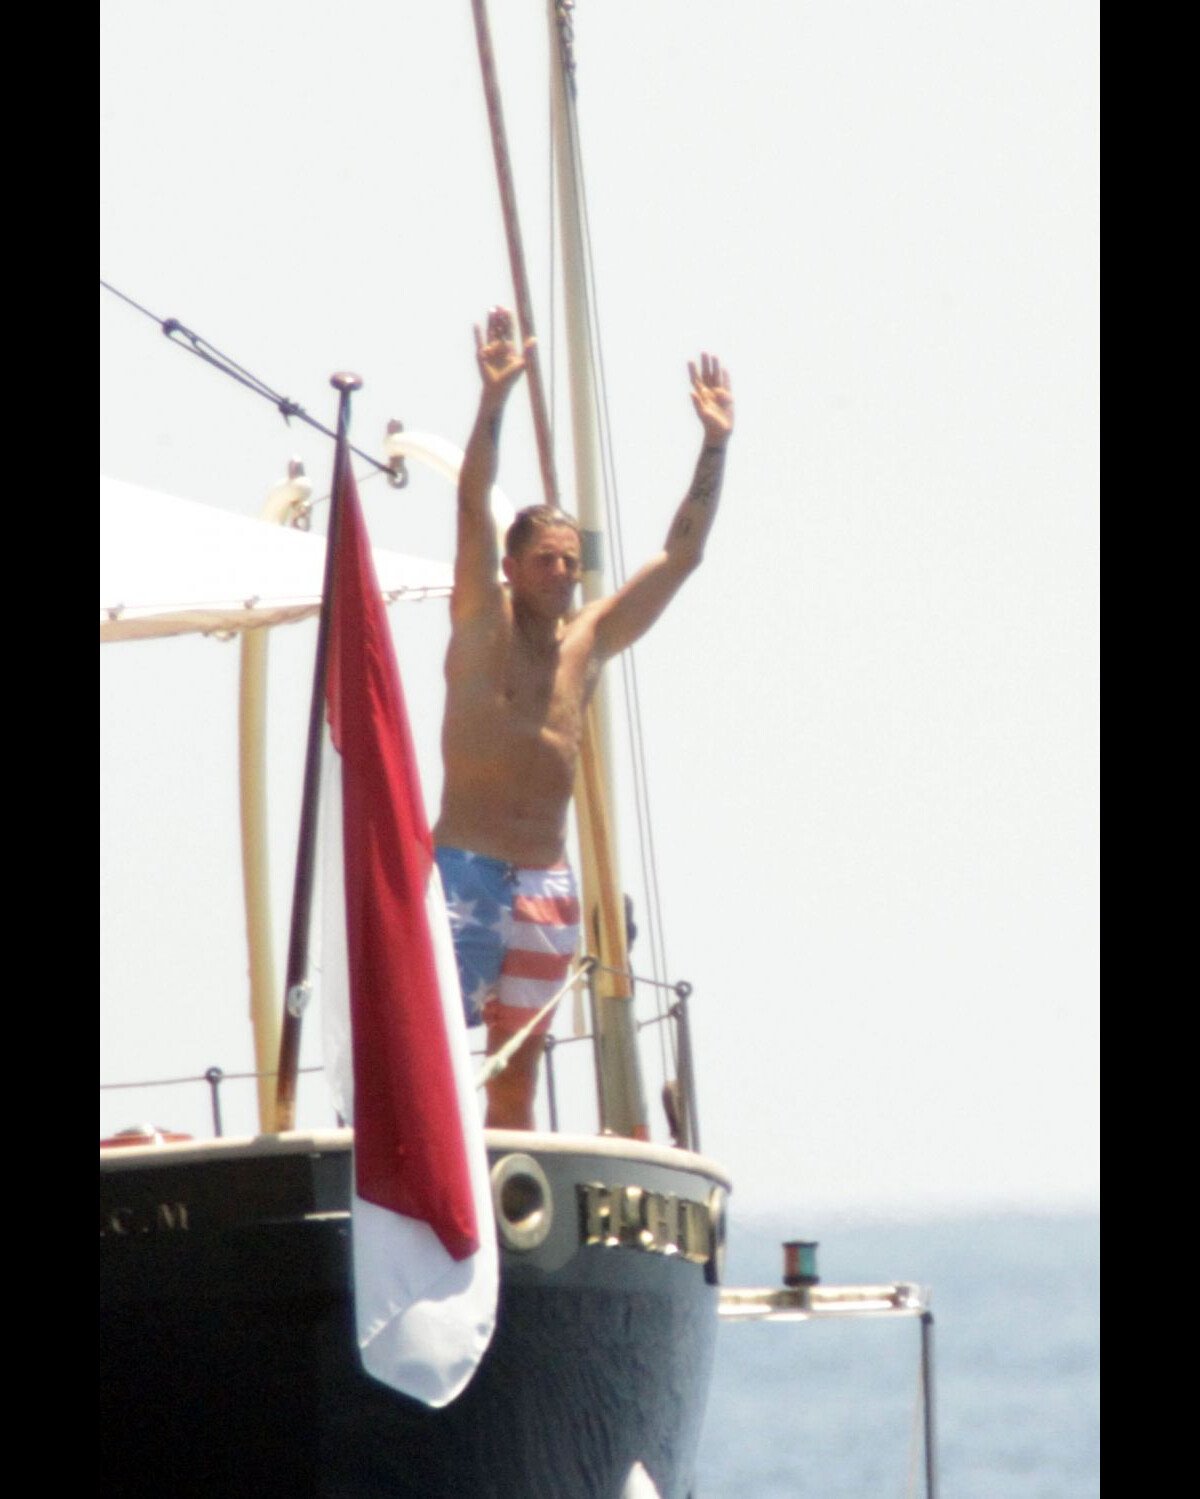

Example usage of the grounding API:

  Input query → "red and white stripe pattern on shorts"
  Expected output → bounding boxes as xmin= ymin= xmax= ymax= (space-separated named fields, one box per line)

xmin=482 ymin=863 xmax=580 ymax=1036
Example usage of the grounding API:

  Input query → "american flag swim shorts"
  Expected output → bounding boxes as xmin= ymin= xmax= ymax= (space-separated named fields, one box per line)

xmin=433 ymin=846 xmax=581 ymax=1035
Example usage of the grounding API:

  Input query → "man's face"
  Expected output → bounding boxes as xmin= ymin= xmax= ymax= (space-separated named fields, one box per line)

xmin=503 ymin=524 xmax=582 ymax=620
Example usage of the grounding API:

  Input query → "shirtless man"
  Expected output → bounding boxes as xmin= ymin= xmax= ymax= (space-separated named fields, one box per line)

xmin=433 ymin=307 xmax=732 ymax=1129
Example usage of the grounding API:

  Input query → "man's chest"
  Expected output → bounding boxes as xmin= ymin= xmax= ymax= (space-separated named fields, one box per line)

xmin=500 ymin=638 xmax=594 ymax=731
xmin=451 ymin=625 xmax=595 ymax=726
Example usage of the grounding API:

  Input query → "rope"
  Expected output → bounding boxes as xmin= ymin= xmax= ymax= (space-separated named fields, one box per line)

xmin=100 ymin=278 xmax=396 ymax=480
xmin=475 ymin=957 xmax=596 ymax=1088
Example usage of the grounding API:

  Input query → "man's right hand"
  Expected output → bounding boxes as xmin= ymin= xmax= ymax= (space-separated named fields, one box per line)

xmin=475 ymin=307 xmax=534 ymax=406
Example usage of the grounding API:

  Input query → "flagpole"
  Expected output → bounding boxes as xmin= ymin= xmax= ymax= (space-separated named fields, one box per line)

xmin=275 ymin=371 xmax=363 ymax=1132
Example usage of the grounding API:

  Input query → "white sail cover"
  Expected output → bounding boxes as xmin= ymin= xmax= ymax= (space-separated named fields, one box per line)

xmin=100 ymin=475 xmax=451 ymax=642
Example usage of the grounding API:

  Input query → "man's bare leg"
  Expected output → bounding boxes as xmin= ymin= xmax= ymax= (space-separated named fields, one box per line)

xmin=484 ymin=1025 xmax=545 ymax=1130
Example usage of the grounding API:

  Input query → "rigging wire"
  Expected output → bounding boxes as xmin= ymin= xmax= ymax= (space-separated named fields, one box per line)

xmin=100 ymin=278 xmax=398 ymax=481
xmin=563 ymin=73 xmax=674 ymax=1082
xmin=551 ymin=21 xmax=678 ymax=1079
xmin=576 ymin=175 xmax=674 ymax=1028
xmin=307 ymin=458 xmax=390 ymax=513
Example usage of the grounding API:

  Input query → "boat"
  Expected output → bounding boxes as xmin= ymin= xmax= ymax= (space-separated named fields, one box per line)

xmin=100 ymin=1125 xmax=729 ymax=1497
xmin=100 ymin=8 xmax=939 ymax=1496
xmin=101 ymin=7 xmax=734 ymax=1496
xmin=99 ymin=457 xmax=733 ymax=1499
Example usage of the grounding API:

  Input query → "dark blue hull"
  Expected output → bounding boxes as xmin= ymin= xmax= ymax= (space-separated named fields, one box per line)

xmin=99 ymin=1131 xmax=730 ymax=1499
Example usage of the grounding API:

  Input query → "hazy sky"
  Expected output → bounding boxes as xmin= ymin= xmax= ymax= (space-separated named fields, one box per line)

xmin=100 ymin=1 xmax=1098 ymax=1218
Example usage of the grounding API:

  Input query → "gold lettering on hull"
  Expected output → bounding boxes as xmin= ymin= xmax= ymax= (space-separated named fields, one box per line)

xmin=577 ymin=1183 xmax=711 ymax=1265
xmin=99 ymin=1202 xmax=190 ymax=1238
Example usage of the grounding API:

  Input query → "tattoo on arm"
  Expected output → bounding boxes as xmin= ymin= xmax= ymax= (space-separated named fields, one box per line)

xmin=665 ymin=442 xmax=725 ymax=555
xmin=687 ymin=444 xmax=726 ymax=508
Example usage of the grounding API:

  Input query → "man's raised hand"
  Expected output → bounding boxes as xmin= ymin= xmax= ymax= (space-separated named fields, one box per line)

xmin=688 ymin=353 xmax=733 ymax=445
xmin=475 ymin=307 xmax=535 ymax=405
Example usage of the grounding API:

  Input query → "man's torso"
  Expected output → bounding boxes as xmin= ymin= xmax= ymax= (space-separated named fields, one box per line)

xmin=433 ymin=603 xmax=603 ymax=866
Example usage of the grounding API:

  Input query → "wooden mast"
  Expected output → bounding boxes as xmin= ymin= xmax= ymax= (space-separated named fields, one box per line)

xmin=545 ymin=0 xmax=648 ymax=1139
xmin=470 ymin=0 xmax=648 ymax=1137
xmin=469 ymin=0 xmax=558 ymax=507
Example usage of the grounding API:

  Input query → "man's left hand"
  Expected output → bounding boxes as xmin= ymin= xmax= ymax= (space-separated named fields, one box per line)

xmin=689 ymin=353 xmax=733 ymax=444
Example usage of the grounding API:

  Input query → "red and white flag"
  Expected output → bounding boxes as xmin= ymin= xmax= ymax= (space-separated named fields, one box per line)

xmin=320 ymin=464 xmax=496 ymax=1407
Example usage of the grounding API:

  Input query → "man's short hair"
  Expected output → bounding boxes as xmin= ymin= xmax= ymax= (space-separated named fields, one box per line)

xmin=504 ymin=504 xmax=582 ymax=559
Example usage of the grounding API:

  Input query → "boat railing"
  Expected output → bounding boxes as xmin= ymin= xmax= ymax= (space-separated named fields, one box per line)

xmin=537 ymin=964 xmax=701 ymax=1147
xmin=100 ymin=957 xmax=702 ymax=1149
xmin=99 ymin=1064 xmax=329 ymax=1141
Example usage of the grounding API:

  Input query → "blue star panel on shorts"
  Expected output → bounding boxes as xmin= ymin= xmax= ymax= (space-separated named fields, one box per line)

xmin=434 ymin=848 xmax=512 ymax=1026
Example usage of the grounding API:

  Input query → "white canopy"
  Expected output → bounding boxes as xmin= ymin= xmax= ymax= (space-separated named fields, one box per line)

xmin=100 ymin=475 xmax=452 ymax=643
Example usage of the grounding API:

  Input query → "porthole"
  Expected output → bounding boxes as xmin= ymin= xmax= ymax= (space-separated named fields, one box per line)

xmin=490 ymin=1153 xmax=553 ymax=1252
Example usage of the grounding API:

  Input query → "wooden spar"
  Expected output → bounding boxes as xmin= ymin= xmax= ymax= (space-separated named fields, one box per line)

xmin=239 ymin=630 xmax=280 ymax=1132
xmin=239 ymin=471 xmax=312 ymax=1134
xmin=547 ymin=1 xmax=648 ymax=1138
xmin=469 ymin=0 xmax=558 ymax=507
xmin=576 ymin=715 xmax=648 ymax=1137
xmin=471 ymin=0 xmax=648 ymax=1137
xmin=275 ymin=375 xmax=362 ymax=1131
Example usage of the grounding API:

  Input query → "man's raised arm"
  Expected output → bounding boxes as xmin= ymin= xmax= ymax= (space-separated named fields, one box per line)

xmin=453 ymin=307 xmax=532 ymax=621
xmin=593 ymin=353 xmax=733 ymax=657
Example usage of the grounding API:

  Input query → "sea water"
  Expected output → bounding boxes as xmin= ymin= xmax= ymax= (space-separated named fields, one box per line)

xmin=695 ymin=1212 xmax=1098 ymax=1498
